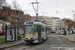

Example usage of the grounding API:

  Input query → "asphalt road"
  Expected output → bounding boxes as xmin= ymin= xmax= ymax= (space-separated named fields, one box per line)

xmin=5 ymin=35 xmax=75 ymax=50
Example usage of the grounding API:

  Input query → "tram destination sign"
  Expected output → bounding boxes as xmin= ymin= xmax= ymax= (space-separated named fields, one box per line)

xmin=24 ymin=22 xmax=34 ymax=25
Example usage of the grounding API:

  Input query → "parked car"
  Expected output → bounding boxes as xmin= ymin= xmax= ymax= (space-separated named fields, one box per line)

xmin=56 ymin=30 xmax=61 ymax=34
xmin=48 ymin=30 xmax=55 ymax=33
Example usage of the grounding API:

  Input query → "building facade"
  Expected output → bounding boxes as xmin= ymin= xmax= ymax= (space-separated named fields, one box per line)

xmin=38 ymin=16 xmax=53 ymax=30
xmin=61 ymin=19 xmax=66 ymax=29
xmin=9 ymin=9 xmax=24 ymax=25
xmin=23 ymin=14 xmax=33 ymax=22
xmin=52 ymin=17 xmax=60 ymax=31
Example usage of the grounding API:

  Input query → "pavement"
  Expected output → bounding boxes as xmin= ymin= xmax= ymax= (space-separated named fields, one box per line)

xmin=0 ymin=34 xmax=75 ymax=49
xmin=0 ymin=39 xmax=24 ymax=49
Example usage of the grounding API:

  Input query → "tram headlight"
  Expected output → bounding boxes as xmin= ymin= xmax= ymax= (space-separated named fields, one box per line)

xmin=28 ymin=38 xmax=30 ymax=39
xmin=26 ymin=38 xmax=33 ymax=39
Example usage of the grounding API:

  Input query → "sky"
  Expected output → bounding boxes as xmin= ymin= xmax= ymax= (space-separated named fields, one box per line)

xmin=5 ymin=0 xmax=75 ymax=19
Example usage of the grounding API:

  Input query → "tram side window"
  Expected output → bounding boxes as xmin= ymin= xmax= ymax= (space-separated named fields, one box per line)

xmin=44 ymin=27 xmax=46 ymax=32
xmin=42 ymin=26 xmax=46 ymax=32
xmin=42 ymin=27 xmax=44 ymax=31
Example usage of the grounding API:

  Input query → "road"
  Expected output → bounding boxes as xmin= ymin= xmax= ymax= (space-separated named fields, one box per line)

xmin=4 ymin=35 xmax=75 ymax=50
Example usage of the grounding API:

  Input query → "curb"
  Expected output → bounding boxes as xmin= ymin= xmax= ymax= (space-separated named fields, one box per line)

xmin=0 ymin=43 xmax=24 ymax=50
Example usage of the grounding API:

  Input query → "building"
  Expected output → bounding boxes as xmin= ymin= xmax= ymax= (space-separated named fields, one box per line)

xmin=38 ymin=16 xmax=53 ymax=30
xmin=0 ymin=7 xmax=33 ymax=26
xmin=9 ymin=9 xmax=33 ymax=26
xmin=52 ymin=17 xmax=60 ymax=31
xmin=61 ymin=19 xmax=66 ymax=29
xmin=31 ymin=16 xmax=35 ymax=21
xmin=9 ymin=9 xmax=24 ymax=25
xmin=23 ymin=14 xmax=33 ymax=22
xmin=59 ymin=18 xmax=62 ymax=30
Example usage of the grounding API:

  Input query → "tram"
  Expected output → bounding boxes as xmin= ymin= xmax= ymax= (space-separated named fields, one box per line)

xmin=24 ymin=21 xmax=48 ymax=44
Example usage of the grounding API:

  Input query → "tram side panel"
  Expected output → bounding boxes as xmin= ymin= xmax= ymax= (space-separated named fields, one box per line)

xmin=37 ymin=25 xmax=42 ymax=42
xmin=32 ymin=32 xmax=38 ymax=43
xmin=41 ymin=26 xmax=47 ymax=40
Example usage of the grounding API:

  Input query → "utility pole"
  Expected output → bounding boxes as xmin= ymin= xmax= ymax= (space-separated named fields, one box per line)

xmin=56 ymin=0 xmax=58 ymax=14
xmin=30 ymin=0 xmax=40 ymax=21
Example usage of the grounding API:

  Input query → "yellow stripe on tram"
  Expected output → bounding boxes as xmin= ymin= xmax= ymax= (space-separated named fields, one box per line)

xmin=25 ymin=32 xmax=38 ymax=36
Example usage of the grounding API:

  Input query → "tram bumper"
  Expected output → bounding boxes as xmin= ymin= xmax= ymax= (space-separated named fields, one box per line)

xmin=25 ymin=39 xmax=34 ymax=42
xmin=25 ymin=39 xmax=38 ymax=43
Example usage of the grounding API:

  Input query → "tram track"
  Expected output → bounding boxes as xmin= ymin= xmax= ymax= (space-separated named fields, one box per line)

xmin=56 ymin=35 xmax=75 ymax=50
xmin=22 ymin=36 xmax=61 ymax=50
xmin=4 ymin=43 xmax=25 ymax=50
xmin=5 ymin=36 xmax=54 ymax=50
xmin=42 ymin=37 xmax=56 ymax=50
xmin=33 ymin=36 xmax=56 ymax=50
xmin=57 ymin=37 xmax=64 ymax=50
xmin=36 ymin=36 xmax=65 ymax=50
xmin=4 ymin=36 xmax=66 ymax=50
xmin=22 ymin=45 xmax=35 ymax=50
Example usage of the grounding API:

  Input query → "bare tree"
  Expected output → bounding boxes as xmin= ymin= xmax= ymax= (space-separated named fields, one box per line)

xmin=12 ymin=0 xmax=21 ymax=10
xmin=0 ymin=1 xmax=11 ymax=22
xmin=11 ymin=0 xmax=32 ymax=26
xmin=11 ymin=0 xmax=21 ymax=25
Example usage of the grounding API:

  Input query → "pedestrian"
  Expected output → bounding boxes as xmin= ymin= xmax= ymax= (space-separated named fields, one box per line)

xmin=64 ymin=30 xmax=66 ymax=36
xmin=72 ymin=30 xmax=73 ymax=34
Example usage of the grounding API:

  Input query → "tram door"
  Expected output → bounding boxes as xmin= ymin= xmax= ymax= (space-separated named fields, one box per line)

xmin=37 ymin=25 xmax=42 ymax=41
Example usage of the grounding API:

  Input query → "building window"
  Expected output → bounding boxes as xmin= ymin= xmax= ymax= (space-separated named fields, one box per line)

xmin=16 ymin=15 xmax=17 ymax=18
xmin=11 ymin=10 xmax=12 ymax=12
xmin=9 ymin=14 xmax=10 ymax=16
xmin=16 ymin=20 xmax=17 ymax=22
xmin=11 ymin=14 xmax=12 ymax=16
xmin=22 ymin=12 xmax=23 ymax=14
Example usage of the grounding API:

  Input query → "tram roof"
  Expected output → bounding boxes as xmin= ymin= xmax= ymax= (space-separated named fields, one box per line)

xmin=34 ymin=22 xmax=47 ymax=26
xmin=24 ymin=21 xmax=47 ymax=26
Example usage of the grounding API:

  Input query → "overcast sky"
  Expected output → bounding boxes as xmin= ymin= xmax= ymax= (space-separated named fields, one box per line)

xmin=6 ymin=0 xmax=75 ymax=19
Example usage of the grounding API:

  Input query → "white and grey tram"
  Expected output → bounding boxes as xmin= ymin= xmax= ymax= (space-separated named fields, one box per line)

xmin=24 ymin=21 xmax=48 ymax=44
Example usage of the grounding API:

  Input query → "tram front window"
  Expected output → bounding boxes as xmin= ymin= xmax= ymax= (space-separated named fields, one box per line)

xmin=25 ymin=25 xmax=37 ymax=34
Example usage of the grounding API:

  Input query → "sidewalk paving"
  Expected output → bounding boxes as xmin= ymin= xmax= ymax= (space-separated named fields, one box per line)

xmin=0 ymin=39 xmax=24 ymax=49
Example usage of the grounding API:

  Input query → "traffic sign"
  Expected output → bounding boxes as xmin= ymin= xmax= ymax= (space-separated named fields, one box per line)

xmin=19 ymin=30 xmax=24 ymax=34
xmin=66 ymin=25 xmax=68 ymax=28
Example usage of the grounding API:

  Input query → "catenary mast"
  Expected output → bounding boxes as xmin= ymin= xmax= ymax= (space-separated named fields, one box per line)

xmin=30 ymin=0 xmax=40 ymax=21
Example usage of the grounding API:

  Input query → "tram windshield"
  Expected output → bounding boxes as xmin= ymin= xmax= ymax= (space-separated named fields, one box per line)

xmin=25 ymin=25 xmax=37 ymax=34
